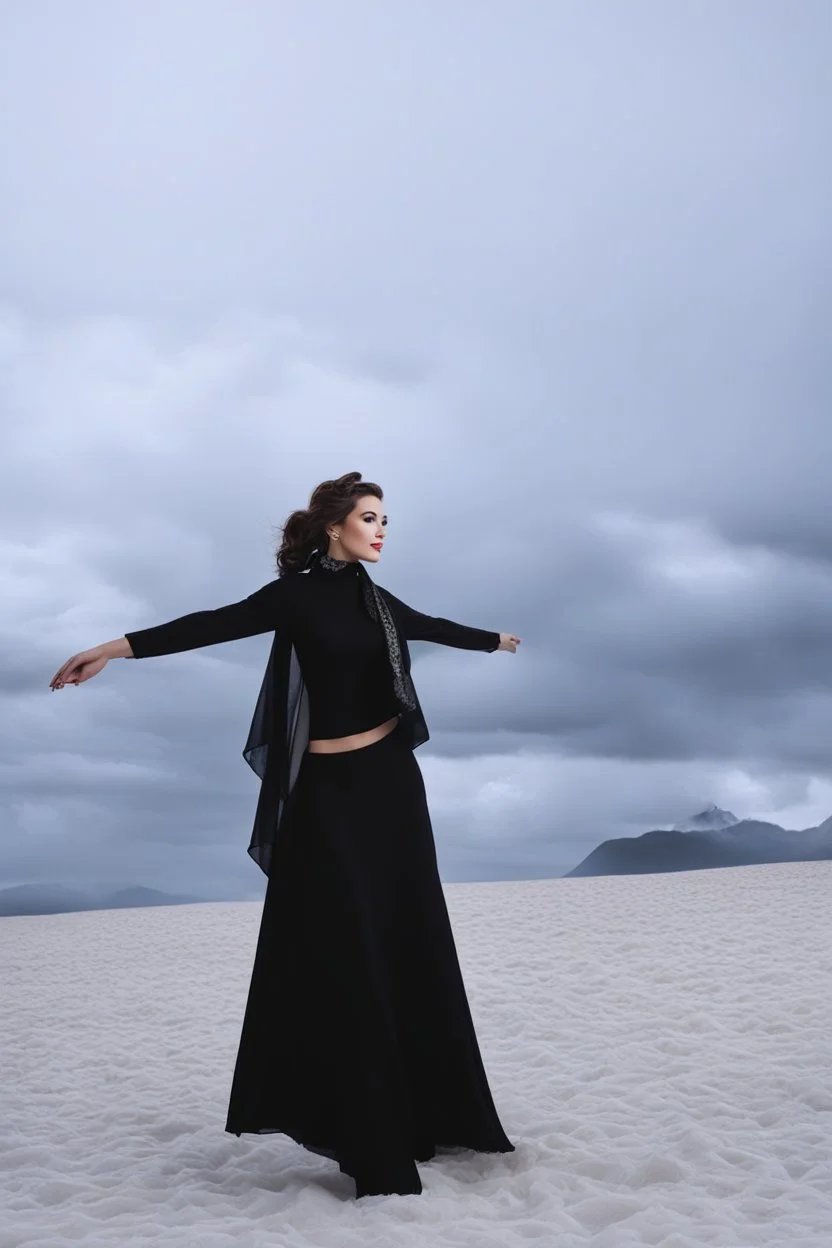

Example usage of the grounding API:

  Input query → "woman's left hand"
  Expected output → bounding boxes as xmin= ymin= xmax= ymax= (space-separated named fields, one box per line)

xmin=497 ymin=633 xmax=521 ymax=653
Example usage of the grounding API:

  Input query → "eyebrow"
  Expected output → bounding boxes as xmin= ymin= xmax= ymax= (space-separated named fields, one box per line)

xmin=363 ymin=509 xmax=388 ymax=521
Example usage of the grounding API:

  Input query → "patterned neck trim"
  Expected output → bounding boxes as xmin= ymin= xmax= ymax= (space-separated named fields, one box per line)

xmin=317 ymin=551 xmax=359 ymax=573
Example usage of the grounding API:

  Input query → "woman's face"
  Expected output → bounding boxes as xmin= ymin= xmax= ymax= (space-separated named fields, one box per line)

xmin=330 ymin=494 xmax=387 ymax=563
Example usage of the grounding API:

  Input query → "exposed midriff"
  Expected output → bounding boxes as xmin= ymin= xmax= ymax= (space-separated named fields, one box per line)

xmin=307 ymin=714 xmax=400 ymax=754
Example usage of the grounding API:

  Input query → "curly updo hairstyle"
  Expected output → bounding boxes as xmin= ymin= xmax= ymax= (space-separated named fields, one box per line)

xmin=275 ymin=471 xmax=384 ymax=577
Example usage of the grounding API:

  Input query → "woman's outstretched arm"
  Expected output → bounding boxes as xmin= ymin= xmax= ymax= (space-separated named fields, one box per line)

xmin=124 ymin=578 xmax=283 ymax=658
xmin=50 ymin=578 xmax=285 ymax=689
xmin=379 ymin=586 xmax=516 ymax=652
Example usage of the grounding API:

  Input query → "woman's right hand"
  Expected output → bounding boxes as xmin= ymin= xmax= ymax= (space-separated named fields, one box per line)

xmin=50 ymin=646 xmax=110 ymax=690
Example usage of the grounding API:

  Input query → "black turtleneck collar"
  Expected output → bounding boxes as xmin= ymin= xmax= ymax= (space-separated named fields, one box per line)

xmin=311 ymin=551 xmax=361 ymax=576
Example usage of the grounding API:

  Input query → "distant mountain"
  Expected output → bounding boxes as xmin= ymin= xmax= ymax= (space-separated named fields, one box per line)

xmin=0 ymin=884 xmax=98 ymax=916
xmin=0 ymin=883 xmax=203 ymax=917
xmin=671 ymin=804 xmax=740 ymax=833
xmin=565 ymin=812 xmax=832 ymax=878
xmin=102 ymin=886 xmax=199 ymax=909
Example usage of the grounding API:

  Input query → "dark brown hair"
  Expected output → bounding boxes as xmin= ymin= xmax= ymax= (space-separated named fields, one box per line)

xmin=275 ymin=471 xmax=384 ymax=576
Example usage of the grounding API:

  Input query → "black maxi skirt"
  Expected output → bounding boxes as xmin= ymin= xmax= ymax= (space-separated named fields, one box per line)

xmin=224 ymin=718 xmax=515 ymax=1197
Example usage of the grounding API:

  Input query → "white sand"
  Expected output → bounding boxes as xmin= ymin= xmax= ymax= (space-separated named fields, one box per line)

xmin=3 ymin=860 xmax=832 ymax=1247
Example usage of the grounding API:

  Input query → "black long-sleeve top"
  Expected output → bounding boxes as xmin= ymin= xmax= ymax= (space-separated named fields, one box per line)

xmin=125 ymin=558 xmax=500 ymax=740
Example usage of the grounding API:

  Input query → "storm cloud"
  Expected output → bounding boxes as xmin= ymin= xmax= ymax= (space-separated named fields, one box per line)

xmin=2 ymin=0 xmax=831 ymax=898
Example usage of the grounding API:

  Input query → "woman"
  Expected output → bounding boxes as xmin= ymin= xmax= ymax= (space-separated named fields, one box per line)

xmin=50 ymin=471 xmax=520 ymax=1199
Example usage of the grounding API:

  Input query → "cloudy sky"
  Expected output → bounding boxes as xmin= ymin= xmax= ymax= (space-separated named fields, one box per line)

xmin=2 ymin=1 xmax=831 ymax=900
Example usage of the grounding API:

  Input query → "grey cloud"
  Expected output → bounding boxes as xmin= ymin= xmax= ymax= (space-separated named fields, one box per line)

xmin=1 ymin=1 xmax=831 ymax=894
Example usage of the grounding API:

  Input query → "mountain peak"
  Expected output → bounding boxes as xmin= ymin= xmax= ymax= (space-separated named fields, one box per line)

xmin=671 ymin=805 xmax=740 ymax=833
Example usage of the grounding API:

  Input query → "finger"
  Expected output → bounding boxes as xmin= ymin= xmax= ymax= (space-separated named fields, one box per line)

xmin=51 ymin=658 xmax=79 ymax=687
